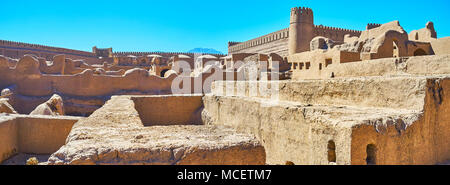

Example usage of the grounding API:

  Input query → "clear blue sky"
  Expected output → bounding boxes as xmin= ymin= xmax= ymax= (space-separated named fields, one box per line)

xmin=0 ymin=0 xmax=449 ymax=54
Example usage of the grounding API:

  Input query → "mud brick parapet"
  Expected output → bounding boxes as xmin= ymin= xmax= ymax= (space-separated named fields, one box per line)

xmin=366 ymin=23 xmax=382 ymax=30
xmin=228 ymin=7 xmax=361 ymax=57
xmin=314 ymin=25 xmax=362 ymax=42
xmin=0 ymin=39 xmax=99 ymax=63
xmin=113 ymin=51 xmax=226 ymax=58
xmin=228 ymin=28 xmax=290 ymax=55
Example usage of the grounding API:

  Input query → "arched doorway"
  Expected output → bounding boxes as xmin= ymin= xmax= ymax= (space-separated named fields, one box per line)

xmin=285 ymin=161 xmax=295 ymax=165
xmin=414 ymin=48 xmax=427 ymax=56
xmin=393 ymin=39 xmax=399 ymax=58
xmin=160 ymin=69 xmax=170 ymax=77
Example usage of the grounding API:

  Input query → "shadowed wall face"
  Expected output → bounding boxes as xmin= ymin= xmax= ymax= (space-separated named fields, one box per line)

xmin=16 ymin=116 xmax=77 ymax=154
xmin=132 ymin=95 xmax=204 ymax=126
xmin=0 ymin=115 xmax=79 ymax=163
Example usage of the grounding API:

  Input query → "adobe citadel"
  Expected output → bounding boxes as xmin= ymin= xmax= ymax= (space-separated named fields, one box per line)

xmin=0 ymin=6 xmax=449 ymax=165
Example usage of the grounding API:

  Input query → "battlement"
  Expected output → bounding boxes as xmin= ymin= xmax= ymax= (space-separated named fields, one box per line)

xmin=228 ymin=28 xmax=290 ymax=54
xmin=290 ymin=7 xmax=313 ymax=24
xmin=314 ymin=25 xmax=362 ymax=34
xmin=228 ymin=23 xmax=362 ymax=54
xmin=113 ymin=51 xmax=225 ymax=58
xmin=228 ymin=42 xmax=241 ymax=47
xmin=290 ymin=7 xmax=313 ymax=16
xmin=313 ymin=25 xmax=362 ymax=42
xmin=366 ymin=23 xmax=382 ymax=30
xmin=0 ymin=39 xmax=96 ymax=58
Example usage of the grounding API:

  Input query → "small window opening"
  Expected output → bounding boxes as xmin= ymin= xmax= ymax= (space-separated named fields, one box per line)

xmin=366 ymin=144 xmax=377 ymax=165
xmin=325 ymin=59 xmax=333 ymax=67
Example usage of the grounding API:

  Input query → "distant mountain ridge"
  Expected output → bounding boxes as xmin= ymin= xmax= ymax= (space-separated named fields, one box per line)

xmin=187 ymin=48 xmax=224 ymax=54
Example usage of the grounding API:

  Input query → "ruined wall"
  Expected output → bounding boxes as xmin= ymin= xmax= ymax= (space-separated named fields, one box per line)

xmin=288 ymin=50 xmax=361 ymax=80
xmin=203 ymin=95 xmax=354 ymax=165
xmin=46 ymin=95 xmax=265 ymax=165
xmin=329 ymin=55 xmax=450 ymax=79
xmin=0 ymin=116 xmax=18 ymax=163
xmin=0 ymin=68 xmax=178 ymax=115
xmin=431 ymin=37 xmax=450 ymax=55
xmin=0 ymin=55 xmax=220 ymax=115
xmin=350 ymin=78 xmax=450 ymax=165
xmin=288 ymin=54 xmax=450 ymax=80
xmin=0 ymin=55 xmax=176 ymax=114
xmin=0 ymin=115 xmax=79 ymax=163
xmin=212 ymin=77 xmax=427 ymax=111
xmin=16 ymin=116 xmax=78 ymax=154
xmin=204 ymin=75 xmax=450 ymax=165
xmin=407 ymin=41 xmax=434 ymax=57
xmin=408 ymin=22 xmax=437 ymax=42
xmin=0 ymin=40 xmax=99 ymax=64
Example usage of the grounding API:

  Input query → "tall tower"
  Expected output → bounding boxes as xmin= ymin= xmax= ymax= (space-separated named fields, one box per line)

xmin=288 ymin=7 xmax=314 ymax=55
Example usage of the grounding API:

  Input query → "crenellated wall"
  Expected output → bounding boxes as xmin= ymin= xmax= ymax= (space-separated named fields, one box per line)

xmin=0 ymin=40 xmax=225 ymax=66
xmin=113 ymin=51 xmax=225 ymax=58
xmin=228 ymin=28 xmax=290 ymax=57
xmin=228 ymin=7 xmax=361 ymax=57
xmin=228 ymin=26 xmax=361 ymax=57
xmin=313 ymin=25 xmax=361 ymax=42
xmin=366 ymin=23 xmax=382 ymax=30
xmin=0 ymin=40 xmax=100 ymax=64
